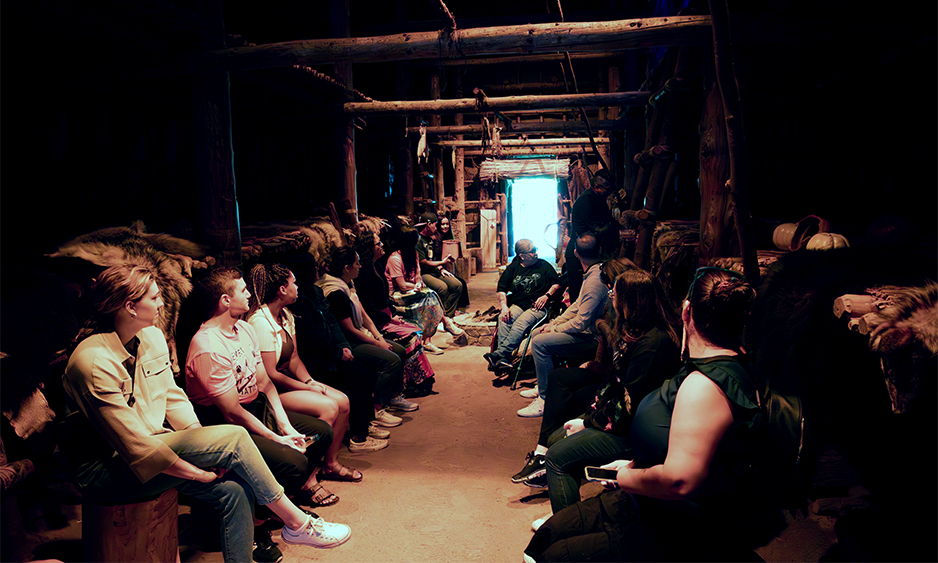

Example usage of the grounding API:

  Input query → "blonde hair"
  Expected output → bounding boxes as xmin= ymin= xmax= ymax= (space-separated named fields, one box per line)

xmin=67 ymin=263 xmax=156 ymax=354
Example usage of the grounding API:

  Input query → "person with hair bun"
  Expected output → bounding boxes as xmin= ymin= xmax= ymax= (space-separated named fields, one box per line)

xmin=524 ymin=267 xmax=770 ymax=562
xmin=61 ymin=264 xmax=351 ymax=563
xmin=245 ymin=263 xmax=361 ymax=484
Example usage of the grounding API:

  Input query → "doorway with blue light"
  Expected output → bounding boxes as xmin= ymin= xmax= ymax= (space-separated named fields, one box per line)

xmin=507 ymin=177 xmax=560 ymax=265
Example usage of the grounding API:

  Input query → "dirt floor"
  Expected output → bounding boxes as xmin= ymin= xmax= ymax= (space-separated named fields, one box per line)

xmin=19 ymin=268 xmax=839 ymax=563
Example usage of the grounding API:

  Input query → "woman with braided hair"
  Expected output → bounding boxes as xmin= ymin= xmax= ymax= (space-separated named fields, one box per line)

xmin=245 ymin=263 xmax=362 ymax=487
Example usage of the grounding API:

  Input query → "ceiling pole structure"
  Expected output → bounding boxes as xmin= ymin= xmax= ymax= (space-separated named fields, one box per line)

xmin=330 ymin=0 xmax=358 ymax=229
xmin=181 ymin=16 xmax=713 ymax=73
xmin=191 ymin=0 xmax=241 ymax=266
xmin=344 ymin=91 xmax=651 ymax=116
xmin=407 ymin=120 xmax=627 ymax=135
xmin=430 ymin=71 xmax=445 ymax=214
xmin=454 ymin=71 xmax=467 ymax=257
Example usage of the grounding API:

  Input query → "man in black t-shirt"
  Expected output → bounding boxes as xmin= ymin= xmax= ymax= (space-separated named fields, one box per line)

xmin=483 ymin=239 xmax=562 ymax=371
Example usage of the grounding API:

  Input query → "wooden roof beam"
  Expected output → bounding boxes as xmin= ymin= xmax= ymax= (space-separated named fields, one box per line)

xmin=344 ymin=91 xmax=650 ymax=116
xmin=182 ymin=16 xmax=711 ymax=75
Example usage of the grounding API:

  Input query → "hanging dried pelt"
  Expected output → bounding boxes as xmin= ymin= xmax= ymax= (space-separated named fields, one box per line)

xmin=417 ymin=124 xmax=429 ymax=164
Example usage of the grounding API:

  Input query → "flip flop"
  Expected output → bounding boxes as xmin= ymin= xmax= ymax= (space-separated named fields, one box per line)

xmin=319 ymin=464 xmax=364 ymax=483
xmin=297 ymin=483 xmax=339 ymax=507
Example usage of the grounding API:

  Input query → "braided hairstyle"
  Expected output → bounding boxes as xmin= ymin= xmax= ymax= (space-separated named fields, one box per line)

xmin=688 ymin=269 xmax=756 ymax=352
xmin=246 ymin=263 xmax=293 ymax=319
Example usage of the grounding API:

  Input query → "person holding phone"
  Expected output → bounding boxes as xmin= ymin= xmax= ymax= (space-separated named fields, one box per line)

xmin=415 ymin=212 xmax=467 ymax=345
xmin=524 ymin=268 xmax=773 ymax=562
xmin=514 ymin=266 xmax=680 ymax=530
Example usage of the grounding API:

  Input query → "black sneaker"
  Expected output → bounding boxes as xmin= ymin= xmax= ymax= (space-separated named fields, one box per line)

xmin=523 ymin=473 xmax=547 ymax=488
xmin=495 ymin=358 xmax=515 ymax=373
xmin=253 ymin=524 xmax=284 ymax=563
xmin=511 ymin=451 xmax=546 ymax=484
xmin=483 ymin=352 xmax=501 ymax=371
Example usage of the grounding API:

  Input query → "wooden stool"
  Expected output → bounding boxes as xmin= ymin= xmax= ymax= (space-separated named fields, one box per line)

xmin=82 ymin=488 xmax=180 ymax=562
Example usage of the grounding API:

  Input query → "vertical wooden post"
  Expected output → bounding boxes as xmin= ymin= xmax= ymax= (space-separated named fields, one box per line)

xmin=395 ymin=61 xmax=414 ymax=214
xmin=498 ymin=193 xmax=508 ymax=265
xmin=331 ymin=0 xmax=357 ymax=228
xmin=430 ymin=71 xmax=445 ymax=212
xmin=454 ymin=72 xmax=467 ymax=256
xmin=192 ymin=0 xmax=240 ymax=267
xmin=709 ymin=0 xmax=759 ymax=285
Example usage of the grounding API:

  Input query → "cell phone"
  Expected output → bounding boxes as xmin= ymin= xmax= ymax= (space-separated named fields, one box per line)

xmin=303 ymin=435 xmax=319 ymax=446
xmin=584 ymin=466 xmax=619 ymax=482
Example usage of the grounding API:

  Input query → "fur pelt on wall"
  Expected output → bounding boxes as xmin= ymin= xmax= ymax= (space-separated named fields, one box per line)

xmin=48 ymin=221 xmax=211 ymax=373
xmin=869 ymin=281 xmax=938 ymax=414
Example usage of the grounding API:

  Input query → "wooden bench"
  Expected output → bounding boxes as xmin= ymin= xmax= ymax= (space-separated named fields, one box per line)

xmin=82 ymin=488 xmax=180 ymax=562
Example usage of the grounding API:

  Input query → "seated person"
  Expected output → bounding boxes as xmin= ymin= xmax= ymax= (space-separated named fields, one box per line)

xmin=354 ymin=232 xmax=437 ymax=396
xmin=518 ymin=232 xmax=608 ymax=418
xmin=288 ymin=255 xmax=393 ymax=454
xmin=512 ymin=267 xmax=680 ymax=530
xmin=429 ymin=215 xmax=470 ymax=311
xmin=61 ymin=264 xmax=350 ymax=563
xmin=524 ymin=268 xmax=772 ymax=562
xmin=384 ymin=228 xmax=447 ymax=354
xmin=185 ymin=266 xmax=340 ymax=511
xmin=416 ymin=212 xmax=467 ymax=346
xmin=317 ymin=246 xmax=419 ymax=417
xmin=483 ymin=238 xmax=561 ymax=373
xmin=245 ymin=262 xmax=361 ymax=482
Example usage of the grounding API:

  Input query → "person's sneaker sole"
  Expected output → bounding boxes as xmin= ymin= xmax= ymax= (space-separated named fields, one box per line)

xmin=387 ymin=400 xmax=419 ymax=412
xmin=519 ymin=387 xmax=539 ymax=399
xmin=348 ymin=439 xmax=389 ymax=453
xmin=368 ymin=425 xmax=391 ymax=439
xmin=522 ymin=473 xmax=548 ymax=488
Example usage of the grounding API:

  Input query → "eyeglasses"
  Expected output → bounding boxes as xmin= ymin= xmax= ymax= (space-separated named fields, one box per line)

xmin=685 ymin=266 xmax=745 ymax=302
xmin=520 ymin=248 xmax=537 ymax=256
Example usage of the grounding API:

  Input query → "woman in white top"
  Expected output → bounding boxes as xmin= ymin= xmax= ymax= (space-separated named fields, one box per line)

xmin=246 ymin=263 xmax=362 ymax=484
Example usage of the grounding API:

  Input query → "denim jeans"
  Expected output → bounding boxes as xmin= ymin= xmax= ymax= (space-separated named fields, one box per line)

xmin=531 ymin=331 xmax=598 ymax=401
xmin=73 ymin=424 xmax=285 ymax=562
xmin=494 ymin=305 xmax=548 ymax=358
xmin=545 ymin=427 xmax=632 ymax=514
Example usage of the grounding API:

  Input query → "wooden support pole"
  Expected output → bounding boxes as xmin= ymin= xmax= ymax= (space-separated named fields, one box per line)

xmin=498 ymin=193 xmax=508 ymax=266
xmin=430 ymin=71 xmax=445 ymax=212
xmin=454 ymin=71 xmax=467 ymax=256
xmin=435 ymin=137 xmax=609 ymax=147
xmin=345 ymin=91 xmax=651 ymax=116
xmin=331 ymin=0 xmax=357 ymax=228
xmin=709 ymin=0 xmax=759 ymax=286
xmin=408 ymin=120 xmax=627 ymax=135
xmin=192 ymin=0 xmax=240 ymax=267
xmin=182 ymin=16 xmax=713 ymax=74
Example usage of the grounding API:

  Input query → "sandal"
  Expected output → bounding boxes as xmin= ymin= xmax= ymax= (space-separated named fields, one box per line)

xmin=297 ymin=483 xmax=339 ymax=508
xmin=319 ymin=464 xmax=364 ymax=483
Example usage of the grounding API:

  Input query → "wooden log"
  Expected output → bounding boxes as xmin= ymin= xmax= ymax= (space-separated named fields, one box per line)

xmin=454 ymin=73 xmax=468 ymax=254
xmin=464 ymin=146 xmax=603 ymax=157
xmin=833 ymin=294 xmax=876 ymax=318
xmin=436 ymin=137 xmax=609 ymax=147
xmin=345 ymin=91 xmax=651 ymax=116
xmin=858 ymin=312 xmax=883 ymax=335
xmin=698 ymin=78 xmax=731 ymax=264
xmin=420 ymin=52 xmax=623 ymax=67
xmin=408 ymin=120 xmax=627 ymax=135
xmin=183 ymin=16 xmax=714 ymax=74
xmin=82 ymin=489 xmax=179 ymax=563
xmin=709 ymin=0 xmax=759 ymax=286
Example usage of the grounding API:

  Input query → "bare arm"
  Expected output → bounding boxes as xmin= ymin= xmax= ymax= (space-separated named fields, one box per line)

xmin=611 ymin=372 xmax=734 ymax=500
xmin=260 ymin=350 xmax=309 ymax=393
xmin=254 ymin=361 xmax=304 ymax=444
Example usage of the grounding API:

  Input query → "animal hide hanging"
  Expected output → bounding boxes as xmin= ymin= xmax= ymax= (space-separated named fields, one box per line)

xmin=48 ymin=222 xmax=211 ymax=374
xmin=417 ymin=124 xmax=428 ymax=164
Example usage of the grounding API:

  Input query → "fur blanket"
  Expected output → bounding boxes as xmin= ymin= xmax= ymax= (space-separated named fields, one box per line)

xmin=48 ymin=222 xmax=211 ymax=373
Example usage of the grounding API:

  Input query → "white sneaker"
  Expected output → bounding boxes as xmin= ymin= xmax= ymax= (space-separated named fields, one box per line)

xmin=348 ymin=436 xmax=389 ymax=452
xmin=531 ymin=512 xmax=552 ymax=532
xmin=372 ymin=408 xmax=403 ymax=427
xmin=523 ymin=553 xmax=537 ymax=563
xmin=517 ymin=397 xmax=545 ymax=418
xmin=280 ymin=514 xmax=351 ymax=549
xmin=368 ymin=423 xmax=391 ymax=439
xmin=423 ymin=342 xmax=444 ymax=355
xmin=519 ymin=385 xmax=539 ymax=399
